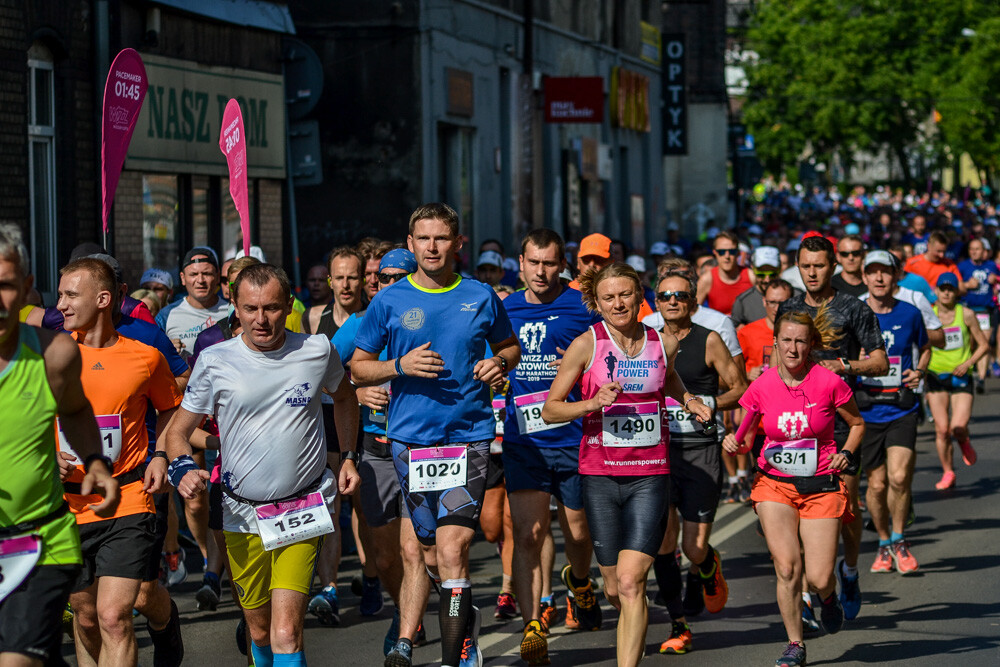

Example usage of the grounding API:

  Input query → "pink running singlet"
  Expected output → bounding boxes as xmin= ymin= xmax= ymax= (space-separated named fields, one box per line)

xmin=578 ymin=321 xmax=670 ymax=476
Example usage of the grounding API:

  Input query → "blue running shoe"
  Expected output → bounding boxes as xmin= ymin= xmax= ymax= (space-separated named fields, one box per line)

xmin=801 ymin=594 xmax=820 ymax=634
xmin=835 ymin=558 xmax=861 ymax=620
xmin=384 ymin=608 xmax=401 ymax=656
xmin=361 ymin=576 xmax=385 ymax=616
xmin=308 ymin=585 xmax=341 ymax=626
xmin=384 ymin=640 xmax=412 ymax=667
xmin=459 ymin=605 xmax=483 ymax=667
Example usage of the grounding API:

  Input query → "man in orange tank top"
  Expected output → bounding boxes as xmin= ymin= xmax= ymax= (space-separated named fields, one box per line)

xmin=696 ymin=231 xmax=755 ymax=316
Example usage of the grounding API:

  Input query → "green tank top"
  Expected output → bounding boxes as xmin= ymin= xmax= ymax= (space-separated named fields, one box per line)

xmin=928 ymin=303 xmax=972 ymax=375
xmin=0 ymin=326 xmax=81 ymax=565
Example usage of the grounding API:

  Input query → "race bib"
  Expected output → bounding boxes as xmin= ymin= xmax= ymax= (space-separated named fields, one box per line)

xmin=408 ymin=446 xmax=467 ymax=492
xmin=976 ymin=312 xmax=991 ymax=332
xmin=57 ymin=414 xmax=123 ymax=464
xmin=0 ymin=534 xmax=42 ymax=603
xmin=514 ymin=391 xmax=565 ymax=434
xmin=862 ymin=356 xmax=901 ymax=388
xmin=944 ymin=326 xmax=963 ymax=351
xmin=602 ymin=402 xmax=661 ymax=448
xmin=664 ymin=395 xmax=716 ymax=434
xmin=492 ymin=398 xmax=505 ymax=436
xmin=254 ymin=491 xmax=334 ymax=551
xmin=763 ymin=438 xmax=818 ymax=476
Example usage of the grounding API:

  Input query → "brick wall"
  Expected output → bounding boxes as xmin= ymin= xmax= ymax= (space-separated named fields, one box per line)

xmin=258 ymin=178 xmax=283 ymax=267
xmin=0 ymin=0 xmax=28 ymax=230
xmin=113 ymin=170 xmax=145 ymax=287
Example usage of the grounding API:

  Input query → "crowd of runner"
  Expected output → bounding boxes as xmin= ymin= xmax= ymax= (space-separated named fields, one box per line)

xmin=1 ymin=180 xmax=995 ymax=667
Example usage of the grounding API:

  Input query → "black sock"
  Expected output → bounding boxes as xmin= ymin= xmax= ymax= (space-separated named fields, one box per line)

xmin=653 ymin=554 xmax=685 ymax=621
xmin=697 ymin=546 xmax=716 ymax=576
xmin=439 ymin=586 xmax=471 ymax=666
xmin=568 ymin=570 xmax=590 ymax=589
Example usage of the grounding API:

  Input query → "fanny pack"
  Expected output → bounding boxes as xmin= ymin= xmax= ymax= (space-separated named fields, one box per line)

xmin=362 ymin=435 xmax=392 ymax=459
xmin=222 ymin=473 xmax=325 ymax=507
xmin=0 ymin=502 xmax=69 ymax=539
xmin=856 ymin=386 xmax=916 ymax=411
xmin=762 ymin=470 xmax=840 ymax=495
xmin=62 ymin=463 xmax=147 ymax=496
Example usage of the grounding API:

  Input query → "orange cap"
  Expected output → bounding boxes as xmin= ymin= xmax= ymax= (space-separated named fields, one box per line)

xmin=578 ymin=233 xmax=612 ymax=259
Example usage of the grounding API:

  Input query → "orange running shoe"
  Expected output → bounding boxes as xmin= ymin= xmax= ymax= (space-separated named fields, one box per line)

xmin=701 ymin=549 xmax=729 ymax=614
xmin=658 ymin=622 xmax=693 ymax=654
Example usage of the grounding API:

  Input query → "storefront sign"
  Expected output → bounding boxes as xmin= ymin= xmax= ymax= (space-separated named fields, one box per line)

xmin=640 ymin=22 xmax=662 ymax=66
xmin=663 ymin=35 xmax=687 ymax=155
xmin=130 ymin=54 xmax=285 ymax=178
xmin=447 ymin=68 xmax=474 ymax=117
xmin=610 ymin=68 xmax=650 ymax=132
xmin=545 ymin=77 xmax=604 ymax=123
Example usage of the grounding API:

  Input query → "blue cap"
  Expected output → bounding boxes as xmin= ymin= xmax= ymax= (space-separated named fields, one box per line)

xmin=845 ymin=223 xmax=861 ymax=235
xmin=936 ymin=272 xmax=959 ymax=289
xmin=380 ymin=248 xmax=417 ymax=273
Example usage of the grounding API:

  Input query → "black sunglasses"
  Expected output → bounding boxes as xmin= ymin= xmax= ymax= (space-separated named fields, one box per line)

xmin=838 ymin=250 xmax=864 ymax=258
xmin=714 ymin=248 xmax=739 ymax=257
xmin=656 ymin=290 xmax=693 ymax=302
xmin=378 ymin=272 xmax=409 ymax=285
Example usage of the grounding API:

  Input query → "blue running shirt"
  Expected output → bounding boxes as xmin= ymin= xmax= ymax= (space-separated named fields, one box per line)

xmin=332 ymin=312 xmax=389 ymax=436
xmin=859 ymin=299 xmax=927 ymax=423
xmin=354 ymin=276 xmax=514 ymax=445
xmin=957 ymin=259 xmax=1000 ymax=311
xmin=502 ymin=287 xmax=599 ymax=448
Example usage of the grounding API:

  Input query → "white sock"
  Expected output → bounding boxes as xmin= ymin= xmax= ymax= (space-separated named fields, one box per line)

xmin=728 ymin=475 xmax=739 ymax=485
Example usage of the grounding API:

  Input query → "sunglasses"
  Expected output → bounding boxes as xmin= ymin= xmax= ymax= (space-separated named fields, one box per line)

xmin=656 ymin=290 xmax=693 ymax=302
xmin=838 ymin=250 xmax=864 ymax=258
xmin=714 ymin=248 xmax=739 ymax=257
xmin=754 ymin=270 xmax=777 ymax=279
xmin=378 ymin=272 xmax=409 ymax=285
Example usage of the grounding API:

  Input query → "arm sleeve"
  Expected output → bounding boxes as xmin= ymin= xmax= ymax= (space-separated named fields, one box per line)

xmin=146 ymin=349 xmax=185 ymax=411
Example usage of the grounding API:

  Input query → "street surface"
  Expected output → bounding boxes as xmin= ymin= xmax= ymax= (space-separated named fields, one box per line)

xmin=59 ymin=387 xmax=1000 ymax=666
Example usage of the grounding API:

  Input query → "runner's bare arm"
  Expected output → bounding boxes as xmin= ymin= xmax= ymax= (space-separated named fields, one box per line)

xmin=330 ymin=375 xmax=361 ymax=495
xmin=41 ymin=329 xmax=120 ymax=516
xmin=352 ymin=341 xmax=445 ymax=385
xmin=659 ymin=331 xmax=714 ymax=423
xmin=695 ymin=271 xmax=712 ymax=306
xmin=707 ymin=331 xmax=748 ymax=411
xmin=956 ymin=307 xmax=991 ymax=375
xmin=829 ymin=347 xmax=889 ymax=377
xmin=903 ymin=344 xmax=932 ymax=388
xmin=542 ymin=332 xmax=602 ymax=424
xmin=174 ymin=368 xmax=191 ymax=392
xmin=144 ymin=406 xmax=178 ymax=494
xmin=475 ymin=334 xmax=521 ymax=389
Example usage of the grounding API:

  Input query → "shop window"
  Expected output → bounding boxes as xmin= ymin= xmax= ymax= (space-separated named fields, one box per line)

xmin=27 ymin=43 xmax=56 ymax=295
xmin=438 ymin=125 xmax=474 ymax=256
xmin=142 ymin=175 xmax=180 ymax=274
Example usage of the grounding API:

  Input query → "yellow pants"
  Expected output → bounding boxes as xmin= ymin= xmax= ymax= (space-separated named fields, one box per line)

xmin=224 ymin=531 xmax=321 ymax=610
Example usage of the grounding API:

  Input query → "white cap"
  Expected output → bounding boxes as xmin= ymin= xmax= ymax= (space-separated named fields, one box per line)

xmin=752 ymin=246 xmax=780 ymax=269
xmin=477 ymin=250 xmax=503 ymax=268
xmin=235 ymin=245 xmax=266 ymax=262
xmin=559 ymin=268 xmax=573 ymax=281
xmin=649 ymin=241 xmax=670 ymax=256
xmin=863 ymin=250 xmax=897 ymax=270
xmin=502 ymin=257 xmax=519 ymax=272
xmin=626 ymin=254 xmax=646 ymax=272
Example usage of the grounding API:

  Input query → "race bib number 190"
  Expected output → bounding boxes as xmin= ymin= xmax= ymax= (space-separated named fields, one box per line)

xmin=254 ymin=492 xmax=334 ymax=551
xmin=409 ymin=446 xmax=468 ymax=492
xmin=602 ymin=402 xmax=660 ymax=448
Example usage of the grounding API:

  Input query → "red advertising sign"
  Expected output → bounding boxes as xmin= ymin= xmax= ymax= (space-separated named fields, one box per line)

xmin=101 ymin=48 xmax=148 ymax=235
xmin=219 ymin=99 xmax=250 ymax=258
xmin=544 ymin=77 xmax=604 ymax=123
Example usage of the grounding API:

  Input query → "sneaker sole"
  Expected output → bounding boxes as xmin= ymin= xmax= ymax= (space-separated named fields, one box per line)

xmin=195 ymin=587 xmax=220 ymax=611
xmin=520 ymin=634 xmax=550 ymax=666
xmin=308 ymin=602 xmax=340 ymax=627
xmin=384 ymin=653 xmax=412 ymax=667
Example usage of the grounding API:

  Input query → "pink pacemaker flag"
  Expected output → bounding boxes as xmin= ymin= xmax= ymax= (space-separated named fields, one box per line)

xmin=101 ymin=48 xmax=148 ymax=235
xmin=219 ymin=99 xmax=250 ymax=258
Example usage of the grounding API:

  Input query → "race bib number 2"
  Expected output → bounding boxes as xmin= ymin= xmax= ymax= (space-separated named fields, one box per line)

xmin=254 ymin=492 xmax=334 ymax=551
xmin=602 ymin=402 xmax=660 ymax=448
xmin=57 ymin=414 xmax=123 ymax=464
xmin=862 ymin=356 xmax=901 ymax=388
xmin=409 ymin=446 xmax=468 ymax=492
xmin=0 ymin=534 xmax=42 ymax=603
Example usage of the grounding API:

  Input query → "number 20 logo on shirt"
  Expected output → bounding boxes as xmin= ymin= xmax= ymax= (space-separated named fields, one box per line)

xmin=777 ymin=411 xmax=809 ymax=439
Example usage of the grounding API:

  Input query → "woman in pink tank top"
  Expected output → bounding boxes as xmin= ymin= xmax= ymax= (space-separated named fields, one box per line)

xmin=542 ymin=262 xmax=712 ymax=667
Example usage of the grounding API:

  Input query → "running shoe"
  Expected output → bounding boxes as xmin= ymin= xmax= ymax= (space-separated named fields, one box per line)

xmin=235 ymin=618 xmax=247 ymax=656
xmin=195 ymin=571 xmax=222 ymax=611
xmin=414 ymin=622 xmax=427 ymax=647
xmin=351 ymin=575 xmax=364 ymax=596
xmin=835 ymin=558 xmax=861 ymax=620
xmin=560 ymin=564 xmax=602 ymax=631
xmin=870 ymin=546 xmax=895 ymax=573
xmin=384 ymin=608 xmax=400 ymax=656
xmin=935 ymin=470 xmax=956 ymax=490
xmin=701 ymin=548 xmax=729 ymax=613
xmin=891 ymin=540 xmax=919 ymax=574
xmin=682 ymin=571 xmax=705 ymax=616
xmin=361 ymin=576 xmax=386 ymax=616
xmin=384 ymin=640 xmax=413 ymax=667
xmin=495 ymin=591 xmax=517 ymax=620
xmin=738 ymin=477 xmax=752 ymax=504
xmin=658 ymin=621 xmax=693 ymax=654
xmin=958 ymin=439 xmax=977 ymax=466
xmin=775 ymin=641 xmax=806 ymax=667
xmin=801 ymin=595 xmax=820 ymax=634
xmin=162 ymin=549 xmax=187 ymax=588
xmin=992 ymin=361 xmax=1000 ymax=378
xmin=819 ymin=591 xmax=844 ymax=634
xmin=307 ymin=584 xmax=341 ymax=626
xmin=459 ymin=605 xmax=483 ymax=667
xmin=539 ymin=600 xmax=557 ymax=633
xmin=724 ymin=482 xmax=740 ymax=504
xmin=519 ymin=620 xmax=550 ymax=666
xmin=148 ymin=599 xmax=184 ymax=667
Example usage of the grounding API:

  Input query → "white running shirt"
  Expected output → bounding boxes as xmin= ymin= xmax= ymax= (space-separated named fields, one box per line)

xmin=183 ymin=332 xmax=346 ymax=532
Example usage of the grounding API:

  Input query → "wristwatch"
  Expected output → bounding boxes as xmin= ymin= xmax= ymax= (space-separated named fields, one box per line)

xmin=84 ymin=453 xmax=114 ymax=474
xmin=495 ymin=355 xmax=509 ymax=373
xmin=341 ymin=450 xmax=359 ymax=464
xmin=840 ymin=358 xmax=852 ymax=374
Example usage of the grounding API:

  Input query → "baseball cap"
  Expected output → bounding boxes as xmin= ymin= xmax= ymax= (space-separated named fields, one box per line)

xmin=477 ymin=250 xmax=503 ymax=268
xmin=845 ymin=223 xmax=861 ymax=235
xmin=379 ymin=248 xmax=417 ymax=273
xmin=183 ymin=246 xmax=220 ymax=269
xmin=863 ymin=250 xmax=897 ymax=270
xmin=140 ymin=268 xmax=174 ymax=290
xmin=936 ymin=272 xmax=959 ymax=289
xmin=649 ymin=241 xmax=670 ymax=256
xmin=503 ymin=257 xmax=519 ymax=272
xmin=578 ymin=233 xmax=611 ymax=259
xmin=625 ymin=254 xmax=646 ymax=273
xmin=234 ymin=245 xmax=266 ymax=263
xmin=70 ymin=242 xmax=106 ymax=262
xmin=752 ymin=246 xmax=780 ymax=270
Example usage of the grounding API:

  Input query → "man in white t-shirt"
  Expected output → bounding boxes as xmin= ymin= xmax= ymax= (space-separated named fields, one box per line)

xmin=156 ymin=247 xmax=231 ymax=359
xmin=164 ymin=263 xmax=359 ymax=667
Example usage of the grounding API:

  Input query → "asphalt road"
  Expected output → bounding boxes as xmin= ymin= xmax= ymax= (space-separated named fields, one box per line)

xmin=59 ymin=387 xmax=1000 ymax=666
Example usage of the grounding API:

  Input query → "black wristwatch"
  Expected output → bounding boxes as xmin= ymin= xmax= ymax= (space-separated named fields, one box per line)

xmin=151 ymin=451 xmax=168 ymax=462
xmin=495 ymin=355 xmax=509 ymax=373
xmin=84 ymin=453 xmax=114 ymax=474
xmin=341 ymin=450 xmax=359 ymax=464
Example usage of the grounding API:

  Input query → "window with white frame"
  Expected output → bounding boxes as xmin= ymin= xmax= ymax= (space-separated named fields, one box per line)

xmin=28 ymin=42 xmax=57 ymax=296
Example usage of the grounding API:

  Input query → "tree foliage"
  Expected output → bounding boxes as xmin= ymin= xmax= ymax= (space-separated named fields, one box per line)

xmin=742 ymin=0 xmax=998 ymax=183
